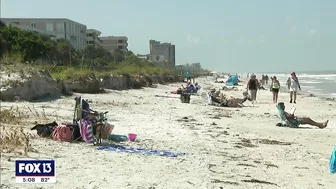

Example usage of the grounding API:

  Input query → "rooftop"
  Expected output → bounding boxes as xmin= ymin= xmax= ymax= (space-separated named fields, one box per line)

xmin=0 ymin=18 xmax=86 ymax=26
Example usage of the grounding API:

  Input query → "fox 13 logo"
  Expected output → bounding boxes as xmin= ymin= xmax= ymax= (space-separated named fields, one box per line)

xmin=15 ymin=160 xmax=56 ymax=183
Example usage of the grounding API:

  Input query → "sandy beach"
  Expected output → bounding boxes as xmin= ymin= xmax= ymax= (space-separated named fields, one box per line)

xmin=1 ymin=76 xmax=335 ymax=189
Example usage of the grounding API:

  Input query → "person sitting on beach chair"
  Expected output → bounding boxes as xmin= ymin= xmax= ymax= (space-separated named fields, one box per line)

xmin=276 ymin=102 xmax=328 ymax=128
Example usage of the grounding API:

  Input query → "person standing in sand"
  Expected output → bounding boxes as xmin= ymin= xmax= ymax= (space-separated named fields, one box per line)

xmin=265 ymin=75 xmax=269 ymax=84
xmin=185 ymin=71 xmax=192 ymax=82
xmin=247 ymin=74 xmax=258 ymax=103
xmin=286 ymin=72 xmax=301 ymax=103
xmin=270 ymin=76 xmax=280 ymax=103
xmin=278 ymin=102 xmax=328 ymax=128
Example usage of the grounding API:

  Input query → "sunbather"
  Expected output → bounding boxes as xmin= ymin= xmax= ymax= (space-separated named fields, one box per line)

xmin=277 ymin=102 xmax=329 ymax=128
xmin=209 ymin=90 xmax=252 ymax=107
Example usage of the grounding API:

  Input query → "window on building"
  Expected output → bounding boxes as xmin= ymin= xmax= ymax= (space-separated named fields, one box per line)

xmin=118 ymin=46 xmax=123 ymax=49
xmin=118 ymin=40 xmax=123 ymax=43
xmin=56 ymin=23 xmax=64 ymax=32
xmin=31 ymin=23 xmax=36 ymax=28
xmin=65 ymin=23 xmax=70 ymax=33
xmin=46 ymin=23 xmax=54 ymax=32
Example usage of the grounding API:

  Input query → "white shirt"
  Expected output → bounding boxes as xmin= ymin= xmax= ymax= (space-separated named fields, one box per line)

xmin=288 ymin=77 xmax=300 ymax=90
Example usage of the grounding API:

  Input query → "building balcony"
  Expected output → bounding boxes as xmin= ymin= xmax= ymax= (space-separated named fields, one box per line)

xmin=86 ymin=36 xmax=94 ymax=40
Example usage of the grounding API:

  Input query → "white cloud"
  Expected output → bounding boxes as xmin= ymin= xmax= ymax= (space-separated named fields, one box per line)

xmin=186 ymin=33 xmax=200 ymax=45
xmin=308 ymin=29 xmax=316 ymax=35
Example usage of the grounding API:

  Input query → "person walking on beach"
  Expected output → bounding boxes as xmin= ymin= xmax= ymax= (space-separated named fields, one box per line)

xmin=185 ymin=71 xmax=192 ymax=82
xmin=270 ymin=76 xmax=280 ymax=103
xmin=247 ymin=74 xmax=259 ymax=103
xmin=286 ymin=72 xmax=301 ymax=103
xmin=278 ymin=102 xmax=328 ymax=128
xmin=265 ymin=75 xmax=269 ymax=84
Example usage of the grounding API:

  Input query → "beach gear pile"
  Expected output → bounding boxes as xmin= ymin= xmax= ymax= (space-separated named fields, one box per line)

xmin=31 ymin=96 xmax=117 ymax=144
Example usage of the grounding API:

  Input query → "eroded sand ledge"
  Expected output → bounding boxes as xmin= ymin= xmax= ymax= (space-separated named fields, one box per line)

xmin=1 ymin=76 xmax=335 ymax=189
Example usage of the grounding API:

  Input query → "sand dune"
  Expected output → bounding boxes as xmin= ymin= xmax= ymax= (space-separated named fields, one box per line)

xmin=1 ymin=76 xmax=335 ymax=189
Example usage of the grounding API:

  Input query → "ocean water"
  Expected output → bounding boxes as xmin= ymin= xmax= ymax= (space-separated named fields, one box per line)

xmin=255 ymin=72 xmax=336 ymax=98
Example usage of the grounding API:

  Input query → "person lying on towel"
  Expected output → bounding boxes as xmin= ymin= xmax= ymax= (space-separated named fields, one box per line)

xmin=278 ymin=102 xmax=329 ymax=128
xmin=209 ymin=90 xmax=252 ymax=107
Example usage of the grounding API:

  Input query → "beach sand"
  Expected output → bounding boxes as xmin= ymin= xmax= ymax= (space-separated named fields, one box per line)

xmin=1 ymin=76 xmax=335 ymax=189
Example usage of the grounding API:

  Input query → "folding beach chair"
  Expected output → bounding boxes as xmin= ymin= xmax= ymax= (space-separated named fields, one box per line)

xmin=275 ymin=104 xmax=300 ymax=128
xmin=73 ymin=96 xmax=109 ymax=144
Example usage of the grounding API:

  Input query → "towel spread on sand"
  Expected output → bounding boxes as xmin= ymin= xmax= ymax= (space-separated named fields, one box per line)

xmin=330 ymin=146 xmax=336 ymax=174
xmin=97 ymin=144 xmax=186 ymax=157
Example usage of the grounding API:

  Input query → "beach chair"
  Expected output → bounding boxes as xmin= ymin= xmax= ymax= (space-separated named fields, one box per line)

xmin=73 ymin=96 xmax=110 ymax=144
xmin=275 ymin=104 xmax=299 ymax=128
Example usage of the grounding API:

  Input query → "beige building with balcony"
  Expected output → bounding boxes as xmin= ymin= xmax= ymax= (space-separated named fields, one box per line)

xmin=99 ymin=36 xmax=128 ymax=53
xmin=86 ymin=29 xmax=101 ymax=47
xmin=149 ymin=40 xmax=175 ymax=68
xmin=1 ymin=18 xmax=87 ymax=50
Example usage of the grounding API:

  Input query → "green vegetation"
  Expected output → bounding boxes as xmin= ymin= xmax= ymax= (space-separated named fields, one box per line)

xmin=0 ymin=20 xmax=209 ymax=80
xmin=0 ymin=21 xmax=171 ymax=80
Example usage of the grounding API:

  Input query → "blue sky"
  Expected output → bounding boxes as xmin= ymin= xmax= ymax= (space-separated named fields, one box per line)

xmin=1 ymin=0 xmax=336 ymax=72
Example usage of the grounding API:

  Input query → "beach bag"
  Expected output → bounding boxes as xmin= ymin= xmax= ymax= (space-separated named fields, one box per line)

xmin=96 ymin=123 xmax=114 ymax=140
xmin=330 ymin=146 xmax=336 ymax=174
xmin=52 ymin=124 xmax=72 ymax=142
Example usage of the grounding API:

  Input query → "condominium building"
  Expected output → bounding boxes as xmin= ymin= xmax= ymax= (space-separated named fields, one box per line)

xmin=0 ymin=18 xmax=87 ymax=50
xmin=86 ymin=29 xmax=101 ymax=47
xmin=149 ymin=40 xmax=175 ymax=68
xmin=99 ymin=36 xmax=128 ymax=53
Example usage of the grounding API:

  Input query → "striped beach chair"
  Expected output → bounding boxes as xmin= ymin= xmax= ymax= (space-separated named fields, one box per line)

xmin=73 ymin=96 xmax=112 ymax=144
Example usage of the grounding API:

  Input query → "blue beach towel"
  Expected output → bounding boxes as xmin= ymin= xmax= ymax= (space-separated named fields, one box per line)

xmin=97 ymin=144 xmax=186 ymax=157
xmin=330 ymin=146 xmax=336 ymax=174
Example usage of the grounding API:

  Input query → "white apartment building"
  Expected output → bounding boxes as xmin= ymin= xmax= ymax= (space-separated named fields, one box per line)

xmin=86 ymin=29 xmax=101 ymax=47
xmin=149 ymin=40 xmax=175 ymax=68
xmin=99 ymin=36 xmax=128 ymax=53
xmin=1 ymin=18 xmax=87 ymax=50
